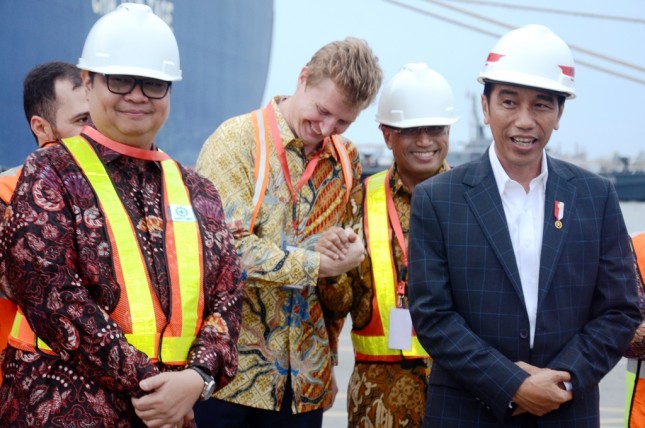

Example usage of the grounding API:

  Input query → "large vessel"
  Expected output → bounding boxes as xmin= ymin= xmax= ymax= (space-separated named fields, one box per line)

xmin=0 ymin=0 xmax=273 ymax=168
xmin=445 ymin=94 xmax=490 ymax=167
xmin=600 ymin=157 xmax=645 ymax=202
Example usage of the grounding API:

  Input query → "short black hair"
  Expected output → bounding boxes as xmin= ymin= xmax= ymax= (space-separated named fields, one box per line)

xmin=483 ymin=81 xmax=565 ymax=107
xmin=23 ymin=61 xmax=83 ymax=130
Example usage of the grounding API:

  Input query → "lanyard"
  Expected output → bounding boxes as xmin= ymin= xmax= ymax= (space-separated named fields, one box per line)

xmin=384 ymin=170 xmax=408 ymax=301
xmin=384 ymin=170 xmax=407 ymax=269
xmin=82 ymin=125 xmax=170 ymax=161
xmin=265 ymin=102 xmax=326 ymax=204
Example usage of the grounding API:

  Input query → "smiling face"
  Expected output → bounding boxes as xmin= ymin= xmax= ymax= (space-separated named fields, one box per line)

xmin=482 ymin=83 xmax=564 ymax=184
xmin=83 ymin=71 xmax=169 ymax=149
xmin=383 ymin=125 xmax=449 ymax=192
xmin=284 ymin=68 xmax=361 ymax=154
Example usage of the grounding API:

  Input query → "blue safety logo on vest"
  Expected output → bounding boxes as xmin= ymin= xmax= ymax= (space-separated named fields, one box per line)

xmin=168 ymin=205 xmax=196 ymax=222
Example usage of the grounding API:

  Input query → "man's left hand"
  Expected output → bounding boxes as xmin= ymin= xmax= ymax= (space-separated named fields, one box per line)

xmin=132 ymin=370 xmax=203 ymax=427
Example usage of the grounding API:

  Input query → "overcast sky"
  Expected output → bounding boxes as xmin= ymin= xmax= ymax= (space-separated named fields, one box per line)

xmin=262 ymin=0 xmax=645 ymax=161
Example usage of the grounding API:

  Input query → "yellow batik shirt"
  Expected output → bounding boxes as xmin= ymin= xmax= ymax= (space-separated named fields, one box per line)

xmin=195 ymin=96 xmax=361 ymax=412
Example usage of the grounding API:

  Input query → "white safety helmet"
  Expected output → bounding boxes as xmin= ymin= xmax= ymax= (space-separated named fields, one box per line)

xmin=376 ymin=63 xmax=458 ymax=128
xmin=478 ymin=24 xmax=575 ymax=99
xmin=78 ymin=3 xmax=182 ymax=81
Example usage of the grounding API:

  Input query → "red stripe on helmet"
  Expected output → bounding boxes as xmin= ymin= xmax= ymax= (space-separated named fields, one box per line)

xmin=559 ymin=65 xmax=575 ymax=77
xmin=486 ymin=52 xmax=505 ymax=62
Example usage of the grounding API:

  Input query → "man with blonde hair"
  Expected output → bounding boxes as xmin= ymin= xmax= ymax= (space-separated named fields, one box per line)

xmin=195 ymin=37 xmax=382 ymax=427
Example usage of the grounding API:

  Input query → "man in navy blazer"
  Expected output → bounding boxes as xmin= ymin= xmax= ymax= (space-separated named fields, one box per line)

xmin=408 ymin=24 xmax=641 ymax=427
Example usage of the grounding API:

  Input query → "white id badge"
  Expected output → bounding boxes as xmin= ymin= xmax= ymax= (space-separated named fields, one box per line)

xmin=168 ymin=205 xmax=196 ymax=222
xmin=388 ymin=308 xmax=413 ymax=350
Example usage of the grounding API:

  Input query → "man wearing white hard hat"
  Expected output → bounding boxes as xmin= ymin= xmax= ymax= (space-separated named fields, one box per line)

xmin=0 ymin=4 xmax=243 ymax=427
xmin=318 ymin=63 xmax=457 ymax=427
xmin=408 ymin=24 xmax=641 ymax=426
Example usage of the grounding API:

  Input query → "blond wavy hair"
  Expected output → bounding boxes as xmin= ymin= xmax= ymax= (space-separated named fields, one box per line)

xmin=305 ymin=37 xmax=383 ymax=109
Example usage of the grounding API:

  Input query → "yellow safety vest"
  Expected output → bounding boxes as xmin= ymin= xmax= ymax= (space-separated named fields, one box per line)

xmin=351 ymin=170 xmax=428 ymax=361
xmin=9 ymin=136 xmax=204 ymax=365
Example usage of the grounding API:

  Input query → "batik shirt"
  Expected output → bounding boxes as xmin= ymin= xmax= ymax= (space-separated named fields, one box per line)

xmin=0 ymin=128 xmax=243 ymax=427
xmin=195 ymin=96 xmax=361 ymax=412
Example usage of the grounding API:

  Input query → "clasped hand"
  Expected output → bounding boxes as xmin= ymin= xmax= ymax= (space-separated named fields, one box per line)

xmin=512 ymin=361 xmax=573 ymax=417
xmin=131 ymin=369 xmax=203 ymax=428
xmin=316 ymin=226 xmax=365 ymax=278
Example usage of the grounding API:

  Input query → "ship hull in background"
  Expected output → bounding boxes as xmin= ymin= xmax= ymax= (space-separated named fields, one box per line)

xmin=600 ymin=171 xmax=645 ymax=202
xmin=0 ymin=0 xmax=273 ymax=168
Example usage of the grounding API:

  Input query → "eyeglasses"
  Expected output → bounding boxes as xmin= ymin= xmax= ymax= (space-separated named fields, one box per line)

xmin=385 ymin=125 xmax=447 ymax=137
xmin=104 ymin=74 xmax=171 ymax=99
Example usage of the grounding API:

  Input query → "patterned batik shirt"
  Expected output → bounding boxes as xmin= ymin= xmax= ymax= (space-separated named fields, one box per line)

xmin=195 ymin=96 xmax=362 ymax=412
xmin=0 ymin=129 xmax=243 ymax=427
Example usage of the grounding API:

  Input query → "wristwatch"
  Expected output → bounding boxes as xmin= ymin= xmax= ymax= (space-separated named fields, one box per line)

xmin=190 ymin=366 xmax=216 ymax=400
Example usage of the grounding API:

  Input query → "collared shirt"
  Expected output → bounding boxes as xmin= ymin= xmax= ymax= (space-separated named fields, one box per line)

xmin=489 ymin=143 xmax=547 ymax=348
xmin=195 ymin=96 xmax=362 ymax=412
xmin=0 ymin=129 xmax=243 ymax=427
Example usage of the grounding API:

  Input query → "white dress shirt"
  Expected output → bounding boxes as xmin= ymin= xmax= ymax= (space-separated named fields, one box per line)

xmin=489 ymin=144 xmax=547 ymax=348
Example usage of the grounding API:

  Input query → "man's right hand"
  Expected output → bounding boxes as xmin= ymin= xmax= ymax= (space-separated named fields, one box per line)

xmin=316 ymin=226 xmax=354 ymax=260
xmin=512 ymin=361 xmax=573 ymax=416
xmin=318 ymin=231 xmax=365 ymax=278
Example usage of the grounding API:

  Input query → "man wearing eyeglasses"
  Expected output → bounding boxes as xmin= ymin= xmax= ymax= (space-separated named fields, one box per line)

xmin=0 ymin=4 xmax=243 ymax=427
xmin=318 ymin=63 xmax=458 ymax=427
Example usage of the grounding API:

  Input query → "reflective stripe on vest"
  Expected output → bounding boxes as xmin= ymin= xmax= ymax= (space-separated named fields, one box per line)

xmin=351 ymin=170 xmax=428 ymax=361
xmin=8 ymin=136 xmax=203 ymax=364
xmin=248 ymin=105 xmax=353 ymax=233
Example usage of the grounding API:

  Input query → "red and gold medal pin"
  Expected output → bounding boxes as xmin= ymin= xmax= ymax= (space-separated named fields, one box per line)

xmin=554 ymin=200 xmax=564 ymax=229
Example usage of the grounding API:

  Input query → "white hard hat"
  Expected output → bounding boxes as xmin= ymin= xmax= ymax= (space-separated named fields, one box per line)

xmin=78 ymin=3 xmax=182 ymax=81
xmin=478 ymin=24 xmax=575 ymax=99
xmin=376 ymin=63 xmax=458 ymax=128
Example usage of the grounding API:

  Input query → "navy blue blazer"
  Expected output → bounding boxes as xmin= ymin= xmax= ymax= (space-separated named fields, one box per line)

xmin=409 ymin=152 xmax=641 ymax=427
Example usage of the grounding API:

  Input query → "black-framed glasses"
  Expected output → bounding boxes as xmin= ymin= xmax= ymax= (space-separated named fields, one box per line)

xmin=385 ymin=125 xmax=447 ymax=137
xmin=104 ymin=74 xmax=171 ymax=99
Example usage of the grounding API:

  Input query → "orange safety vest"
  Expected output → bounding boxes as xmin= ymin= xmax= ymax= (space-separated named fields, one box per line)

xmin=351 ymin=170 xmax=428 ymax=362
xmin=0 ymin=167 xmax=21 ymax=387
xmin=627 ymin=233 xmax=645 ymax=427
xmin=8 ymin=135 xmax=204 ymax=365
xmin=248 ymin=104 xmax=353 ymax=233
xmin=0 ymin=166 xmax=21 ymax=205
